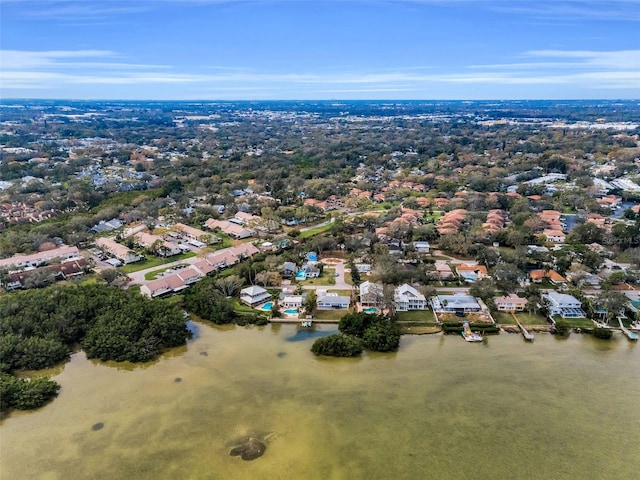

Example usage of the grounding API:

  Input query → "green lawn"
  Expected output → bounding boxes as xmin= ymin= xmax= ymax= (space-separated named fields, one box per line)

xmin=120 ymin=251 xmax=197 ymax=274
xmin=396 ymin=310 xmax=436 ymax=322
xmin=493 ymin=311 xmax=548 ymax=325
xmin=299 ymin=222 xmax=334 ymax=238
xmin=554 ymin=316 xmax=595 ymax=328
xmin=515 ymin=312 xmax=548 ymax=325
xmin=311 ymin=309 xmax=347 ymax=321
xmin=298 ymin=269 xmax=336 ymax=286
xmin=231 ymin=298 xmax=263 ymax=314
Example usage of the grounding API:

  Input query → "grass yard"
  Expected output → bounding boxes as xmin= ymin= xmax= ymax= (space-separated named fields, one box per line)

xmin=396 ymin=310 xmax=436 ymax=322
xmin=120 ymin=251 xmax=197 ymax=274
xmin=311 ymin=309 xmax=347 ymax=321
xmin=492 ymin=312 xmax=517 ymax=324
xmin=554 ymin=316 xmax=595 ymax=328
xmin=299 ymin=222 xmax=334 ymax=238
xmin=515 ymin=312 xmax=548 ymax=325
xmin=231 ymin=298 xmax=262 ymax=314
xmin=298 ymin=269 xmax=336 ymax=286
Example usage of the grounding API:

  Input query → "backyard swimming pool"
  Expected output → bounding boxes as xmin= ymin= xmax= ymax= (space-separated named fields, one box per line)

xmin=283 ymin=309 xmax=299 ymax=315
xmin=363 ymin=308 xmax=377 ymax=314
xmin=260 ymin=302 xmax=273 ymax=311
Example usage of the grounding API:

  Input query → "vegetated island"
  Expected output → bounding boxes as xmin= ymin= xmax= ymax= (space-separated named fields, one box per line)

xmin=0 ymin=284 xmax=190 ymax=415
xmin=311 ymin=313 xmax=401 ymax=357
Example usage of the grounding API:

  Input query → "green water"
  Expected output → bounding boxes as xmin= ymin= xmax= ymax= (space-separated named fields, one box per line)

xmin=1 ymin=323 xmax=639 ymax=480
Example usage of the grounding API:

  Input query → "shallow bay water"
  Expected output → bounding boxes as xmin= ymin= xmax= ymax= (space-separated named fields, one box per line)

xmin=1 ymin=322 xmax=639 ymax=480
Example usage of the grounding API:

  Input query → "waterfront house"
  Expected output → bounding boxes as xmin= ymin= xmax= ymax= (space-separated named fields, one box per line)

xmin=279 ymin=293 xmax=306 ymax=309
xmin=494 ymin=293 xmax=528 ymax=312
xmin=317 ymin=291 xmax=350 ymax=310
xmin=359 ymin=281 xmax=384 ymax=308
xmin=431 ymin=294 xmax=482 ymax=313
xmin=542 ymin=291 xmax=585 ymax=318
xmin=394 ymin=284 xmax=427 ymax=311
xmin=240 ymin=285 xmax=272 ymax=307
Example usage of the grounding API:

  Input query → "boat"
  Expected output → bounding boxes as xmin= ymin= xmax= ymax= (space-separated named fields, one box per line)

xmin=300 ymin=321 xmax=312 ymax=328
xmin=461 ymin=321 xmax=483 ymax=342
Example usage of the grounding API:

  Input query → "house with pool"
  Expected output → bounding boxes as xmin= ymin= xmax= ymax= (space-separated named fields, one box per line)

xmin=280 ymin=292 xmax=307 ymax=309
xmin=359 ymin=281 xmax=384 ymax=308
xmin=240 ymin=285 xmax=272 ymax=308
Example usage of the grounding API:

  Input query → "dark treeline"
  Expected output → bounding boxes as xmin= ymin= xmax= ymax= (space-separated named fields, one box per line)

xmin=0 ymin=284 xmax=189 ymax=414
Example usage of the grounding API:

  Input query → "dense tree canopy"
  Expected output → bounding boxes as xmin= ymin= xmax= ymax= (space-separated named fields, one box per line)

xmin=0 ymin=284 xmax=190 ymax=413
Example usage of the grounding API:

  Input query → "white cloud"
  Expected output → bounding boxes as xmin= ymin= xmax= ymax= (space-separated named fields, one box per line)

xmin=2 ymin=48 xmax=638 ymax=97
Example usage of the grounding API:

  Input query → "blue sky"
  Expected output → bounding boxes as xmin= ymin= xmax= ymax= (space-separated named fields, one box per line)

xmin=1 ymin=0 xmax=639 ymax=100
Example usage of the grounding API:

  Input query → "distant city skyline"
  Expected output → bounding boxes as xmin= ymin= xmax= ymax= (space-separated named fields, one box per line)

xmin=1 ymin=0 xmax=639 ymax=100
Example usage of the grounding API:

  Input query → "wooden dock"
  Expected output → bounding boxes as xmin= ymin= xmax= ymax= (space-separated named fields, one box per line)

xmin=512 ymin=313 xmax=534 ymax=341
xmin=618 ymin=318 xmax=638 ymax=341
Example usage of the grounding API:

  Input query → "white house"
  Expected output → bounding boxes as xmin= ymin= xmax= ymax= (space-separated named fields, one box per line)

xmin=240 ymin=285 xmax=272 ymax=307
xmin=412 ymin=241 xmax=430 ymax=253
xmin=317 ymin=292 xmax=350 ymax=310
xmin=542 ymin=291 xmax=585 ymax=318
xmin=431 ymin=294 xmax=481 ymax=313
xmin=0 ymin=245 xmax=80 ymax=270
xmin=280 ymin=294 xmax=305 ymax=308
xmin=543 ymin=229 xmax=566 ymax=243
xmin=394 ymin=284 xmax=427 ymax=311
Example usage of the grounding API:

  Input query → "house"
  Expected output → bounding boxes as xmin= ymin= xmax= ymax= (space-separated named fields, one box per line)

xmin=91 ymin=218 xmax=123 ymax=233
xmin=0 ymin=245 xmax=80 ymax=270
xmin=96 ymin=238 xmax=142 ymax=264
xmin=140 ymin=278 xmax=173 ymax=298
xmin=359 ymin=281 xmax=384 ymax=307
xmin=240 ymin=285 xmax=272 ymax=307
xmin=547 ymin=270 xmax=567 ymax=286
xmin=176 ymin=267 xmax=202 ymax=285
xmin=192 ymin=259 xmax=217 ymax=276
xmin=435 ymin=263 xmax=455 ymax=279
xmin=412 ymin=241 xmax=430 ymax=253
xmin=355 ymin=264 xmax=372 ymax=273
xmin=542 ymin=291 xmax=585 ymax=318
xmin=282 ymin=261 xmax=297 ymax=278
xmin=134 ymin=232 xmax=181 ymax=257
xmin=317 ymin=291 xmax=350 ymax=310
xmin=431 ymin=294 xmax=482 ymax=313
xmin=494 ymin=294 xmax=528 ymax=312
xmin=301 ymin=263 xmax=320 ymax=278
xmin=3 ymin=258 xmax=90 ymax=290
xmin=394 ymin=284 xmax=427 ymax=311
xmin=456 ymin=264 xmax=488 ymax=282
xmin=205 ymin=219 xmax=254 ymax=239
xmin=231 ymin=211 xmax=260 ymax=225
xmin=529 ymin=269 xmax=566 ymax=285
xmin=543 ymin=229 xmax=566 ymax=243
xmin=173 ymin=223 xmax=213 ymax=244
xmin=280 ymin=293 xmax=306 ymax=308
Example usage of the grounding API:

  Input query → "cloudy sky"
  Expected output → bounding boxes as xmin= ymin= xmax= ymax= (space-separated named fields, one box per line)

xmin=1 ymin=0 xmax=639 ymax=99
